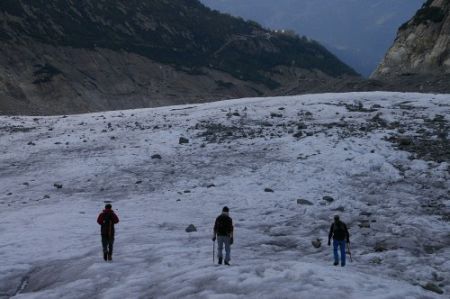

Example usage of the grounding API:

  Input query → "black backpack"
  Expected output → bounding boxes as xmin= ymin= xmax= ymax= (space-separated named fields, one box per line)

xmin=101 ymin=212 xmax=113 ymax=237
xmin=333 ymin=221 xmax=346 ymax=239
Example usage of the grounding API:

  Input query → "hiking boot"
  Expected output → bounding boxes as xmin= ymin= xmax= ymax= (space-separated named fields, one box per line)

xmin=108 ymin=254 xmax=112 ymax=261
xmin=103 ymin=252 xmax=108 ymax=261
xmin=333 ymin=262 xmax=339 ymax=266
xmin=341 ymin=263 xmax=345 ymax=267
xmin=218 ymin=257 xmax=222 ymax=265
xmin=224 ymin=261 xmax=230 ymax=266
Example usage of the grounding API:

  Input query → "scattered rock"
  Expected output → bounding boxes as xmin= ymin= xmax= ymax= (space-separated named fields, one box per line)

xmin=421 ymin=283 xmax=444 ymax=295
xmin=184 ymin=190 xmax=191 ymax=193
xmin=398 ymin=137 xmax=412 ymax=146
xmin=293 ymin=131 xmax=303 ymax=138
xmin=360 ymin=211 xmax=372 ymax=217
xmin=374 ymin=242 xmax=387 ymax=252
xmin=53 ymin=183 xmax=63 ymax=189
xmin=176 ymin=199 xmax=181 ymax=202
xmin=323 ymin=196 xmax=334 ymax=203
xmin=185 ymin=224 xmax=197 ymax=233
xmin=333 ymin=206 xmax=345 ymax=212
xmin=369 ymin=257 xmax=382 ymax=264
xmin=43 ymin=195 xmax=50 ymax=199
xmin=359 ymin=220 xmax=371 ymax=228
xmin=27 ymin=141 xmax=36 ymax=146
xmin=306 ymin=132 xmax=314 ymax=137
xmin=207 ymin=184 xmax=216 ymax=188
xmin=311 ymin=239 xmax=321 ymax=248
xmin=264 ymin=188 xmax=274 ymax=193
xmin=297 ymin=199 xmax=313 ymax=205
xmin=179 ymin=137 xmax=189 ymax=144
xmin=151 ymin=154 xmax=162 ymax=159
xmin=270 ymin=112 xmax=283 ymax=118
xmin=135 ymin=180 xmax=143 ymax=184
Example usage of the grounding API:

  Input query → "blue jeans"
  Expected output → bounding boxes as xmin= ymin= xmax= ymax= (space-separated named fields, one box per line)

xmin=217 ymin=236 xmax=231 ymax=262
xmin=333 ymin=239 xmax=346 ymax=266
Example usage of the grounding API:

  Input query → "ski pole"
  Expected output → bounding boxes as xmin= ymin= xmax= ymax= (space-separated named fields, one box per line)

xmin=347 ymin=242 xmax=353 ymax=262
xmin=213 ymin=240 xmax=215 ymax=264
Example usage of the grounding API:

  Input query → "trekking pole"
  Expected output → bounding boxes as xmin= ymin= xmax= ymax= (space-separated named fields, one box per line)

xmin=347 ymin=242 xmax=353 ymax=262
xmin=213 ymin=240 xmax=215 ymax=264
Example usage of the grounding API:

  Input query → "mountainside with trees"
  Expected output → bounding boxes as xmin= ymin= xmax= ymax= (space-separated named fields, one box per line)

xmin=0 ymin=0 xmax=357 ymax=115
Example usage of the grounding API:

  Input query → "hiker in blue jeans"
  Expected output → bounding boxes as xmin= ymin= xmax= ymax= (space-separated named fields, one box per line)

xmin=328 ymin=215 xmax=350 ymax=266
xmin=212 ymin=206 xmax=234 ymax=265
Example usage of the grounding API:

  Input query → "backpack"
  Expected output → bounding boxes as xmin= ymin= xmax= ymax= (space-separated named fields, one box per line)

xmin=101 ymin=212 xmax=113 ymax=237
xmin=215 ymin=215 xmax=231 ymax=236
xmin=333 ymin=221 xmax=346 ymax=240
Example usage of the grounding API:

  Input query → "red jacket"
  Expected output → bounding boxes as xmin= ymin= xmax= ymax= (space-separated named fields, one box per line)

xmin=97 ymin=209 xmax=119 ymax=236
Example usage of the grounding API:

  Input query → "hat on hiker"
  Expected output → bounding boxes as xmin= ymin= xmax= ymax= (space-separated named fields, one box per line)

xmin=222 ymin=206 xmax=229 ymax=212
xmin=105 ymin=203 xmax=112 ymax=209
xmin=334 ymin=215 xmax=340 ymax=221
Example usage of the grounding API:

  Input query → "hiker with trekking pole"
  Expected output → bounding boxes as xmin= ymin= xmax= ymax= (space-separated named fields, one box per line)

xmin=328 ymin=215 xmax=350 ymax=266
xmin=212 ymin=206 xmax=234 ymax=265
xmin=97 ymin=203 xmax=120 ymax=261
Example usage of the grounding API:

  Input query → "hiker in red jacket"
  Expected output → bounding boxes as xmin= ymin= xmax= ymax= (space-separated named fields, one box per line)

xmin=97 ymin=204 xmax=119 ymax=261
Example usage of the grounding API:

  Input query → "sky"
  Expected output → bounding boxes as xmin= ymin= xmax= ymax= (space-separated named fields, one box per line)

xmin=200 ymin=0 xmax=425 ymax=77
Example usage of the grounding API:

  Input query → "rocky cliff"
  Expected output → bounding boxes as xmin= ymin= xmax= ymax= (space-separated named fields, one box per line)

xmin=372 ymin=0 xmax=450 ymax=78
xmin=0 ymin=0 xmax=357 ymax=115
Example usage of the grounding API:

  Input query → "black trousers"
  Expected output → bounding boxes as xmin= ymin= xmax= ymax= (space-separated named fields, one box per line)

xmin=101 ymin=235 xmax=114 ymax=254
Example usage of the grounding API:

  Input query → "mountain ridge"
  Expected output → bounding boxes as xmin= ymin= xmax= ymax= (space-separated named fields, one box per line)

xmin=0 ymin=0 xmax=357 ymax=115
xmin=372 ymin=0 xmax=450 ymax=78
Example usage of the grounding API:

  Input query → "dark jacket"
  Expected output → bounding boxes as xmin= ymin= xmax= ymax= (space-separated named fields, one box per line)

xmin=97 ymin=209 xmax=119 ymax=237
xmin=328 ymin=221 xmax=350 ymax=242
xmin=214 ymin=213 xmax=233 ymax=236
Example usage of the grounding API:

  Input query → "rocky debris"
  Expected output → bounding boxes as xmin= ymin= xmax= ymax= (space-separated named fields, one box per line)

xmin=370 ymin=257 xmax=382 ymax=264
xmin=323 ymin=196 xmax=334 ymax=203
xmin=43 ymin=195 xmax=50 ymax=199
xmin=358 ymin=220 xmax=371 ymax=228
xmin=374 ymin=242 xmax=387 ymax=252
xmin=270 ymin=112 xmax=283 ymax=118
xmin=311 ymin=239 xmax=322 ymax=248
xmin=360 ymin=211 xmax=372 ymax=217
xmin=293 ymin=131 xmax=303 ymax=138
xmin=345 ymin=102 xmax=377 ymax=112
xmin=333 ymin=206 xmax=345 ymax=212
xmin=135 ymin=180 xmax=143 ymax=184
xmin=27 ymin=141 xmax=36 ymax=146
xmin=207 ymin=184 xmax=216 ymax=188
xmin=185 ymin=224 xmax=197 ymax=233
xmin=179 ymin=137 xmax=189 ymax=144
xmin=297 ymin=199 xmax=313 ymax=205
xmin=264 ymin=188 xmax=274 ymax=193
xmin=53 ymin=183 xmax=63 ymax=189
xmin=421 ymin=282 xmax=444 ymax=295
xmin=151 ymin=154 xmax=162 ymax=159
xmin=388 ymin=116 xmax=450 ymax=163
